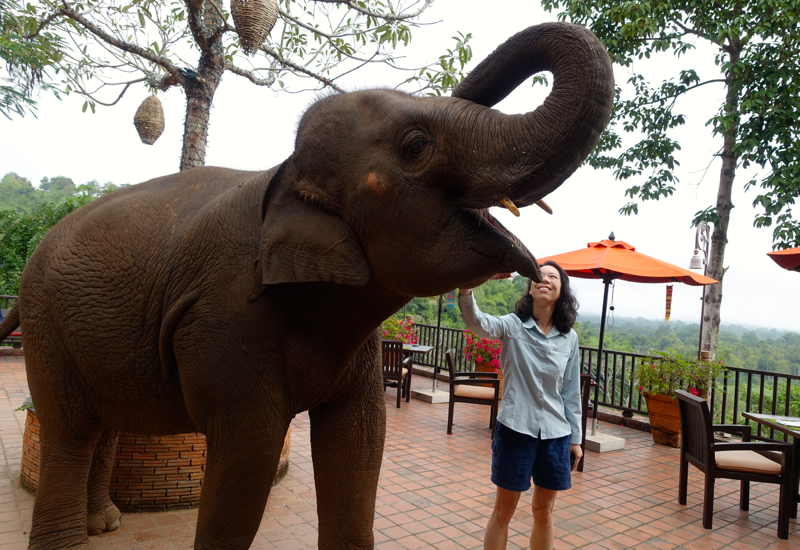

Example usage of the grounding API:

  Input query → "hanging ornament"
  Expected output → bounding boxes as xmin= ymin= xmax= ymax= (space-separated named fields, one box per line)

xmin=446 ymin=290 xmax=456 ymax=310
xmin=133 ymin=95 xmax=165 ymax=145
xmin=230 ymin=0 xmax=279 ymax=56
xmin=665 ymin=284 xmax=673 ymax=322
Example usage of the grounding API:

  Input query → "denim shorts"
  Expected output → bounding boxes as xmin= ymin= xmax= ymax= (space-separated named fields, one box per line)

xmin=490 ymin=422 xmax=572 ymax=492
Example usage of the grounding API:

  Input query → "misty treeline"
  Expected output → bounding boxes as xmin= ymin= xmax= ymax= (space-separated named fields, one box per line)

xmin=399 ymin=277 xmax=800 ymax=376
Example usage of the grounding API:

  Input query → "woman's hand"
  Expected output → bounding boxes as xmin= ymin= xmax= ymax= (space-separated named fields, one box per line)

xmin=569 ymin=444 xmax=583 ymax=471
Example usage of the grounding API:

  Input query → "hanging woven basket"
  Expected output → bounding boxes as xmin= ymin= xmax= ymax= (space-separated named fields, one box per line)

xmin=133 ymin=95 xmax=165 ymax=145
xmin=230 ymin=0 xmax=279 ymax=56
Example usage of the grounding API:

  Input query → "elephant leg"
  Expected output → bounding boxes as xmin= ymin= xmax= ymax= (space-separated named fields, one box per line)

xmin=193 ymin=417 xmax=292 ymax=549
xmin=309 ymin=367 xmax=386 ymax=550
xmin=28 ymin=423 xmax=98 ymax=549
xmin=86 ymin=428 xmax=121 ymax=535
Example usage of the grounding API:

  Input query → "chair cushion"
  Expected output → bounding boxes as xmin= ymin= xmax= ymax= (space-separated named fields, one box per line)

xmin=715 ymin=450 xmax=782 ymax=475
xmin=453 ymin=385 xmax=495 ymax=400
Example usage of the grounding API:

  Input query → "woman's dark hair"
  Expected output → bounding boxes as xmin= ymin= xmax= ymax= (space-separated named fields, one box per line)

xmin=514 ymin=260 xmax=579 ymax=333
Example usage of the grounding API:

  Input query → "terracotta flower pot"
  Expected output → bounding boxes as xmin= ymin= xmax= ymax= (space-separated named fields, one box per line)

xmin=475 ymin=362 xmax=503 ymax=399
xmin=643 ymin=392 xmax=681 ymax=448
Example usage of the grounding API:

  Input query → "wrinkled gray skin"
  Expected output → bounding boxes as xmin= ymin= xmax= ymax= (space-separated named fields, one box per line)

xmin=0 ymin=23 xmax=612 ymax=550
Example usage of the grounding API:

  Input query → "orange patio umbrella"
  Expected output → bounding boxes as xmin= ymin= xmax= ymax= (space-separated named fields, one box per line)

xmin=767 ymin=247 xmax=800 ymax=272
xmin=537 ymin=234 xmax=718 ymax=434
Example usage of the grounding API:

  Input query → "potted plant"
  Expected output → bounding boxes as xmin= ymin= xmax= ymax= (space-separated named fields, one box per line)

xmin=462 ymin=331 xmax=503 ymax=397
xmin=634 ymin=350 xmax=726 ymax=447
xmin=381 ymin=315 xmax=418 ymax=344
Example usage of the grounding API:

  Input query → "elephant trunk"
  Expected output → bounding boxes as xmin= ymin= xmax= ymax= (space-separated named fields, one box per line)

xmin=451 ymin=22 xmax=614 ymax=208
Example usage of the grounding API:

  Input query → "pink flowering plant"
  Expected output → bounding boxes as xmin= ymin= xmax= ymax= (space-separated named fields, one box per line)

xmin=381 ymin=317 xmax=417 ymax=344
xmin=462 ymin=330 xmax=502 ymax=373
xmin=634 ymin=349 xmax=726 ymax=398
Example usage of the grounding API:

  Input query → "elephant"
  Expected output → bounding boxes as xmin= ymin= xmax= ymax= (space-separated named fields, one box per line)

xmin=0 ymin=22 xmax=613 ymax=550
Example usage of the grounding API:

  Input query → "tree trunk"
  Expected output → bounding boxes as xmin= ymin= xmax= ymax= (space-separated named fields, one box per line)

xmin=179 ymin=50 xmax=225 ymax=171
xmin=179 ymin=3 xmax=226 ymax=171
xmin=701 ymin=44 xmax=742 ymax=360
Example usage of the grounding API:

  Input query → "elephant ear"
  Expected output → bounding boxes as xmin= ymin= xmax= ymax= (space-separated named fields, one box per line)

xmin=257 ymin=161 xmax=371 ymax=287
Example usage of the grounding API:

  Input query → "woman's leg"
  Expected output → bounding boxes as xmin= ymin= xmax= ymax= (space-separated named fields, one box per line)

xmin=530 ymin=485 xmax=559 ymax=550
xmin=484 ymin=486 xmax=522 ymax=550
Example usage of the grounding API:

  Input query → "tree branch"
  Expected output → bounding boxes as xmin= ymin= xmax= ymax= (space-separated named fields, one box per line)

xmin=58 ymin=0 xmax=184 ymax=86
xmin=224 ymin=61 xmax=276 ymax=86
xmin=636 ymin=79 xmax=726 ymax=106
xmin=260 ymin=44 xmax=345 ymax=92
xmin=21 ymin=10 xmax=66 ymax=39
xmin=72 ymin=77 xmax=145 ymax=106
xmin=310 ymin=0 xmax=433 ymax=22
xmin=673 ymin=20 xmax=715 ymax=43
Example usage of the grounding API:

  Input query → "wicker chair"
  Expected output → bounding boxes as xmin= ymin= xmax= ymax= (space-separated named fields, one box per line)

xmin=676 ymin=389 xmax=794 ymax=539
xmin=381 ymin=340 xmax=412 ymax=408
xmin=444 ymin=349 xmax=500 ymax=436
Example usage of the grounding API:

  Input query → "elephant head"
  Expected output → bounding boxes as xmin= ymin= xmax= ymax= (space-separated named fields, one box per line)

xmin=258 ymin=22 xmax=613 ymax=297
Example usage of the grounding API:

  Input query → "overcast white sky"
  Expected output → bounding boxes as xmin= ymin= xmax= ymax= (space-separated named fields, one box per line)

xmin=1 ymin=1 xmax=797 ymax=333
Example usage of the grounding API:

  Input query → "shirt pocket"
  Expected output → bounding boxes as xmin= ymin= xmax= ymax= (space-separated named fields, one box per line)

xmin=549 ymin=350 xmax=570 ymax=388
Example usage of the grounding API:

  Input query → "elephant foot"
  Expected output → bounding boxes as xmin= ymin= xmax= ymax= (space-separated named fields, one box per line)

xmin=87 ymin=503 xmax=121 ymax=535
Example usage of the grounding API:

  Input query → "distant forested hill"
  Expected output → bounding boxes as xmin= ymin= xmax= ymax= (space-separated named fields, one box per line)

xmin=0 ymin=171 xmax=130 ymax=294
xmin=395 ymin=276 xmax=800 ymax=376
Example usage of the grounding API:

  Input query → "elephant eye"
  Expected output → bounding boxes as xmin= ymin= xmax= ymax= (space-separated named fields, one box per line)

xmin=404 ymin=133 xmax=430 ymax=158
xmin=409 ymin=139 xmax=427 ymax=154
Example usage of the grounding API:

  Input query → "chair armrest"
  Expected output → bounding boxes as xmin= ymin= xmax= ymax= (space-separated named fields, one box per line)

xmin=454 ymin=371 xmax=499 ymax=379
xmin=713 ymin=424 xmax=751 ymax=440
xmin=751 ymin=434 xmax=787 ymax=443
xmin=712 ymin=441 xmax=793 ymax=453
xmin=402 ymin=356 xmax=413 ymax=367
xmin=453 ymin=379 xmax=500 ymax=388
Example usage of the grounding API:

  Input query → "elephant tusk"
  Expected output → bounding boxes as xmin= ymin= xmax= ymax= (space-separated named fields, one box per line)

xmin=535 ymin=200 xmax=553 ymax=215
xmin=499 ymin=197 xmax=520 ymax=217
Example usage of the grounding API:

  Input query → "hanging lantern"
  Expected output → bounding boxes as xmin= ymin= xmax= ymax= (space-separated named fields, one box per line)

xmin=664 ymin=284 xmax=673 ymax=322
xmin=133 ymin=95 xmax=165 ymax=145
xmin=230 ymin=0 xmax=279 ymax=56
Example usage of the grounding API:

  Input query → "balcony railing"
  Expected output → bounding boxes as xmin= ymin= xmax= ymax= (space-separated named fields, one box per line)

xmin=415 ymin=323 xmax=800 ymax=441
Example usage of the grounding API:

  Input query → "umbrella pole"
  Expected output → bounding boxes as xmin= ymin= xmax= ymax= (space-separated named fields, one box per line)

xmin=592 ymin=279 xmax=611 ymax=436
xmin=432 ymin=294 xmax=443 ymax=393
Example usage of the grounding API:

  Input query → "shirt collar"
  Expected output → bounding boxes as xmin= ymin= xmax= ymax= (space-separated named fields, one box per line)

xmin=523 ymin=317 xmax=565 ymax=338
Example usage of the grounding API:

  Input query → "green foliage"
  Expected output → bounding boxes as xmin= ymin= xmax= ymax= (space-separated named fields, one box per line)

xmin=380 ymin=316 xmax=417 ymax=344
xmin=13 ymin=0 xmax=473 ymax=122
xmin=0 ymin=0 xmax=63 ymax=118
xmin=747 ymin=383 xmax=800 ymax=419
xmin=576 ymin=315 xmax=800 ymax=376
xmin=0 ymin=172 xmax=41 ymax=212
xmin=633 ymin=349 xmax=726 ymax=398
xmin=542 ymin=0 xmax=800 ymax=248
xmin=399 ymin=276 xmax=526 ymax=329
xmin=0 ymin=175 xmax=122 ymax=294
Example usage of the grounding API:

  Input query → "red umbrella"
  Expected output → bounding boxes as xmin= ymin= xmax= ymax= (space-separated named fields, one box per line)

xmin=767 ymin=247 xmax=800 ymax=272
xmin=538 ymin=235 xmax=718 ymax=435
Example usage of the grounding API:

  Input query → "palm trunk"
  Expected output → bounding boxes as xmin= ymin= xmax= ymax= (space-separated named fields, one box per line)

xmin=701 ymin=44 xmax=741 ymax=360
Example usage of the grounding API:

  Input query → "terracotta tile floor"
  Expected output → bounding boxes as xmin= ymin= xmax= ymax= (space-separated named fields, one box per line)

xmin=1 ymin=355 xmax=798 ymax=549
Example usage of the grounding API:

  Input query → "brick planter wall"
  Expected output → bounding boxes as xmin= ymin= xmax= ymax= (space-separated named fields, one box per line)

xmin=21 ymin=410 xmax=291 ymax=512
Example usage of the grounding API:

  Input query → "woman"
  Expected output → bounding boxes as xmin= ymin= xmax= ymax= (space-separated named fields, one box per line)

xmin=458 ymin=261 xmax=582 ymax=550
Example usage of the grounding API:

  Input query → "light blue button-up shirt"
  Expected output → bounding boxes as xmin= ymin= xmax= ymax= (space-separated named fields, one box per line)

xmin=459 ymin=293 xmax=582 ymax=444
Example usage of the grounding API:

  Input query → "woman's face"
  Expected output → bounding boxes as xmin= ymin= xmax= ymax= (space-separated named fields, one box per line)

xmin=529 ymin=265 xmax=562 ymax=307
